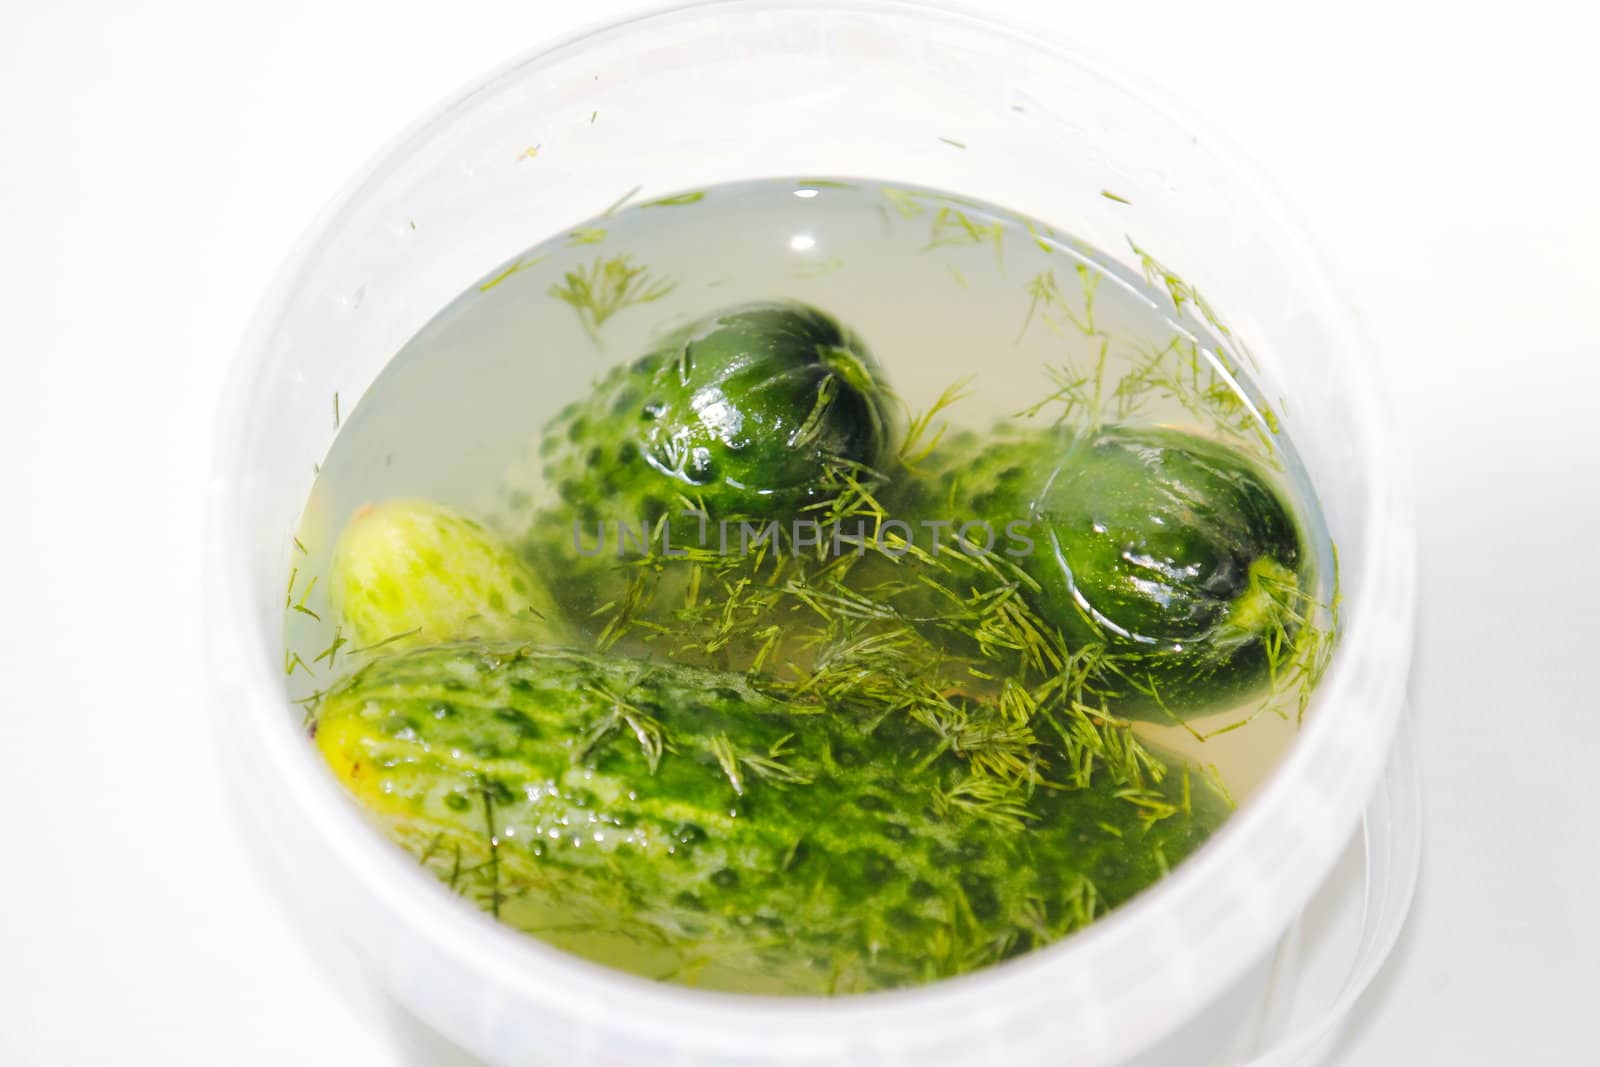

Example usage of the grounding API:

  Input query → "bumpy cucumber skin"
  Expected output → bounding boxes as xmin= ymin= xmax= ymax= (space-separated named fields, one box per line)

xmin=908 ymin=424 xmax=1310 ymax=718
xmin=315 ymin=641 xmax=1225 ymax=993
xmin=538 ymin=302 xmax=895 ymax=525
xmin=330 ymin=499 xmax=563 ymax=648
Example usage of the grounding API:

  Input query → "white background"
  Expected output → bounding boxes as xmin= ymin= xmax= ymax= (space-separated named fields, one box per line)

xmin=2 ymin=0 xmax=1597 ymax=1063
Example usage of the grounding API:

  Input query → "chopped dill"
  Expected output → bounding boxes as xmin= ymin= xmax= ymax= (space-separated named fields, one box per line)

xmin=740 ymin=733 xmax=813 ymax=786
xmin=709 ymin=733 xmax=745 ymax=796
xmin=946 ymin=265 xmax=968 ymax=288
xmin=1017 ymin=264 xmax=1100 ymax=341
xmin=550 ymin=255 xmax=676 ymax=340
xmin=1015 ymin=362 xmax=1090 ymax=423
xmin=793 ymin=256 xmax=844 ymax=279
xmin=479 ymin=255 xmax=547 ymax=293
xmin=1024 ymin=219 xmax=1060 ymax=254
xmin=480 ymin=786 xmax=502 ymax=917
xmin=593 ymin=569 xmax=652 ymax=651
xmin=881 ymin=186 xmax=932 ymax=219
xmin=580 ymin=679 xmax=669 ymax=771
xmin=601 ymin=184 xmax=643 ymax=217
xmin=1200 ymin=763 xmax=1236 ymax=810
xmin=642 ymin=191 xmax=707 ymax=208
xmin=898 ymin=377 xmax=973 ymax=469
xmin=1111 ymin=336 xmax=1279 ymax=458
xmin=446 ymin=843 xmax=463 ymax=891
xmin=589 ymin=110 xmax=598 ymax=124
xmin=938 ymin=136 xmax=967 ymax=149
xmin=348 ymin=626 xmax=423 ymax=656
xmin=923 ymin=206 xmax=1005 ymax=266
xmin=290 ymin=573 xmax=321 ymax=622
xmin=292 ymin=686 xmax=329 ymax=710
xmin=1126 ymin=237 xmax=1238 ymax=343
xmin=312 ymin=625 xmax=347 ymax=668
xmin=293 ymin=536 xmax=307 ymax=555
xmin=933 ymin=774 xmax=1033 ymax=831
xmin=284 ymin=650 xmax=313 ymax=678
xmin=1100 ymin=190 xmax=1131 ymax=205
xmin=544 ymin=380 xmax=1188 ymax=821
xmin=417 ymin=832 xmax=445 ymax=868
xmin=566 ymin=228 xmax=607 ymax=246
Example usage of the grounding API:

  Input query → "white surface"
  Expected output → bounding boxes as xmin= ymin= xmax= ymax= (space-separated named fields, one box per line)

xmin=0 ymin=1 xmax=1594 ymax=1064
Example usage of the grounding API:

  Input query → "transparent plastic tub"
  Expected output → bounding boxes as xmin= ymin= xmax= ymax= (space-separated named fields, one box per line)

xmin=205 ymin=2 xmax=1419 ymax=1064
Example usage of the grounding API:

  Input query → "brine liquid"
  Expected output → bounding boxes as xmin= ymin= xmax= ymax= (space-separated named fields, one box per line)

xmin=285 ymin=177 xmax=1335 ymax=987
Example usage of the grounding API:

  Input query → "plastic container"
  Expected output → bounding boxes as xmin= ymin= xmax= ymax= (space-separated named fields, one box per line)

xmin=205 ymin=2 xmax=1418 ymax=1064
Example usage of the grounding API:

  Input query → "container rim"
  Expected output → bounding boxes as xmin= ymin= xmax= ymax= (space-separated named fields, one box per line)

xmin=207 ymin=1 xmax=1417 ymax=1061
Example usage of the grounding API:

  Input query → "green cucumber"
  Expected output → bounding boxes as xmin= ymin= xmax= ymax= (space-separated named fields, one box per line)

xmin=906 ymin=424 xmax=1314 ymax=718
xmin=315 ymin=641 xmax=1226 ymax=993
xmin=330 ymin=499 xmax=563 ymax=648
xmin=537 ymin=301 xmax=896 ymax=527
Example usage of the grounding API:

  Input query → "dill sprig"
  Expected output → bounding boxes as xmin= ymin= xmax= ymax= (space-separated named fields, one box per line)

xmin=579 ymin=678 xmax=669 ymax=771
xmin=642 ymin=191 xmax=706 ymax=208
xmin=513 ymin=361 xmax=1333 ymax=831
xmin=479 ymin=255 xmax=548 ymax=293
xmin=557 ymin=409 xmax=1171 ymax=822
xmin=793 ymin=255 xmax=844 ymax=279
xmin=879 ymin=185 xmax=989 ymax=220
xmin=1023 ymin=219 xmax=1062 ymax=254
xmin=923 ymin=206 xmax=1005 ymax=266
xmin=550 ymin=255 xmax=676 ymax=340
xmin=312 ymin=625 xmax=347 ymax=669
xmin=739 ymin=733 xmax=815 ymax=786
xmin=289 ymin=572 xmax=321 ymax=621
xmin=933 ymin=773 xmax=1033 ymax=831
xmin=1112 ymin=337 xmax=1279 ymax=460
xmin=1015 ymin=362 xmax=1093 ymax=425
xmin=881 ymin=186 xmax=931 ymax=219
xmin=480 ymin=785 xmax=504 ymax=917
xmin=1017 ymin=263 xmax=1101 ymax=341
xmin=898 ymin=377 xmax=973 ymax=469
xmin=347 ymin=626 xmax=422 ymax=657
xmin=1127 ymin=238 xmax=1231 ymax=338
xmin=709 ymin=733 xmax=745 ymax=795
xmin=1007 ymin=238 xmax=1283 ymax=455
xmin=600 ymin=185 xmax=643 ymax=218
xmin=1011 ymin=253 xmax=1280 ymax=456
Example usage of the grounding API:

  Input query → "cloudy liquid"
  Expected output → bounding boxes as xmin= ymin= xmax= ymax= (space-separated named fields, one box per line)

xmin=284 ymin=177 xmax=1335 ymax=988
